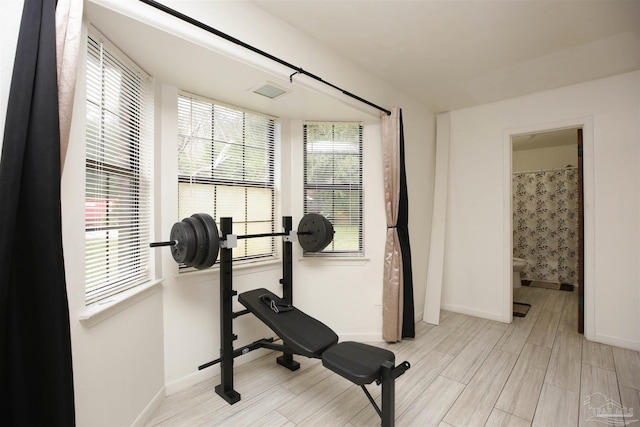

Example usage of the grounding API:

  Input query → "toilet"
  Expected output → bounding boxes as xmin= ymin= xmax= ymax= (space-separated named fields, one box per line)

xmin=513 ymin=257 xmax=528 ymax=288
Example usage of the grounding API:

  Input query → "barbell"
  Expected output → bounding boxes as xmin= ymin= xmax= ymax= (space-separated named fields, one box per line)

xmin=150 ymin=213 xmax=334 ymax=270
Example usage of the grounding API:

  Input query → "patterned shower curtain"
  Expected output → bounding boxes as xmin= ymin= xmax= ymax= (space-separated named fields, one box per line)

xmin=513 ymin=169 xmax=579 ymax=284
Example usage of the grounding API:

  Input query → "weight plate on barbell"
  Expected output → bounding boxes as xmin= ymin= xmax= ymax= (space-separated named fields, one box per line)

xmin=169 ymin=220 xmax=197 ymax=264
xmin=183 ymin=217 xmax=208 ymax=268
xmin=162 ymin=213 xmax=334 ymax=262
xmin=321 ymin=215 xmax=335 ymax=250
xmin=298 ymin=213 xmax=331 ymax=252
xmin=193 ymin=213 xmax=219 ymax=269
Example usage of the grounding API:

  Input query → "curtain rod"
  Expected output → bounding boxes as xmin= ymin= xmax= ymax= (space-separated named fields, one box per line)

xmin=513 ymin=166 xmax=577 ymax=175
xmin=137 ymin=0 xmax=392 ymax=116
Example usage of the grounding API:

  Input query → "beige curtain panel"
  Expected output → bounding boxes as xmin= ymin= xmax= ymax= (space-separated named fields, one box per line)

xmin=55 ymin=0 xmax=83 ymax=172
xmin=381 ymin=107 xmax=403 ymax=342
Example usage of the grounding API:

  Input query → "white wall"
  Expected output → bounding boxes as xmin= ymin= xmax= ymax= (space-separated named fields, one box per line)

xmin=442 ymin=71 xmax=640 ymax=350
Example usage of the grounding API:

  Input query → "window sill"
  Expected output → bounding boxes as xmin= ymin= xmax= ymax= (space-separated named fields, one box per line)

xmin=298 ymin=257 xmax=370 ymax=266
xmin=78 ymin=279 xmax=163 ymax=328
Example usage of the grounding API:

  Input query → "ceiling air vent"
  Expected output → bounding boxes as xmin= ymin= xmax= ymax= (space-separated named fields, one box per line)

xmin=253 ymin=83 xmax=288 ymax=100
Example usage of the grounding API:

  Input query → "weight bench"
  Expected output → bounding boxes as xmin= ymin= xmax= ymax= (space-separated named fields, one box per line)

xmin=238 ymin=288 xmax=411 ymax=427
xmin=163 ymin=216 xmax=411 ymax=426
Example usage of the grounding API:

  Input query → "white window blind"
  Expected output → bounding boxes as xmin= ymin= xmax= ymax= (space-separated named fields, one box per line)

xmin=178 ymin=93 xmax=276 ymax=265
xmin=303 ymin=123 xmax=363 ymax=255
xmin=85 ymin=30 xmax=153 ymax=304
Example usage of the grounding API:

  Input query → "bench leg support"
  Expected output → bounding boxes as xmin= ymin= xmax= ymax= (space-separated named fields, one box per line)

xmin=215 ymin=384 xmax=241 ymax=405
xmin=357 ymin=361 xmax=398 ymax=426
xmin=380 ymin=360 xmax=395 ymax=427
xmin=360 ymin=385 xmax=382 ymax=419
xmin=277 ymin=353 xmax=300 ymax=371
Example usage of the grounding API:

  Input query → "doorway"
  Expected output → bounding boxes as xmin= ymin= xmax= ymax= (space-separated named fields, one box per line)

xmin=510 ymin=127 xmax=584 ymax=333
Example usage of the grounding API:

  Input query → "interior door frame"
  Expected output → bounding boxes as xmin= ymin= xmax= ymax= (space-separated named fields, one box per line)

xmin=577 ymin=128 xmax=585 ymax=333
xmin=503 ymin=117 xmax=595 ymax=340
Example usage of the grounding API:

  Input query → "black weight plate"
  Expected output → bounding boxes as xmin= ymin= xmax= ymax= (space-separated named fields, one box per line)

xmin=183 ymin=217 xmax=208 ymax=268
xmin=170 ymin=220 xmax=197 ymax=264
xmin=321 ymin=216 xmax=335 ymax=251
xmin=192 ymin=213 xmax=219 ymax=269
xmin=298 ymin=213 xmax=329 ymax=252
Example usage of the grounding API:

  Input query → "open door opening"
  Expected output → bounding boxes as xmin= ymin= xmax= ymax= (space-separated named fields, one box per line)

xmin=511 ymin=127 xmax=584 ymax=334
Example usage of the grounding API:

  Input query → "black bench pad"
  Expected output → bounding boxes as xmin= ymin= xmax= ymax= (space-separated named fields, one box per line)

xmin=238 ymin=288 xmax=338 ymax=359
xmin=322 ymin=341 xmax=395 ymax=385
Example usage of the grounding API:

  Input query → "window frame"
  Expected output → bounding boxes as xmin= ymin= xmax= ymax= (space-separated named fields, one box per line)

xmin=84 ymin=27 xmax=154 ymax=305
xmin=303 ymin=122 xmax=364 ymax=257
xmin=177 ymin=92 xmax=278 ymax=268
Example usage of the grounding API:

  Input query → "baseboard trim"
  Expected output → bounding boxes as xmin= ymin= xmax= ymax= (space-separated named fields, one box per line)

xmin=593 ymin=333 xmax=640 ymax=352
xmin=131 ymin=385 xmax=166 ymax=427
xmin=164 ymin=348 xmax=278 ymax=395
xmin=165 ymin=363 xmax=220 ymax=396
xmin=440 ymin=303 xmax=504 ymax=323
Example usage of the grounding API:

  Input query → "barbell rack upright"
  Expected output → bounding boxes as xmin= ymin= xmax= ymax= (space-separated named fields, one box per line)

xmin=214 ymin=217 xmax=241 ymax=404
xmin=276 ymin=216 xmax=300 ymax=371
xmin=213 ymin=216 xmax=300 ymax=404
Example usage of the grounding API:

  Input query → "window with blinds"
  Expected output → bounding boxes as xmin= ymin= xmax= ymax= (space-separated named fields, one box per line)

xmin=85 ymin=30 xmax=153 ymax=304
xmin=178 ymin=93 xmax=276 ymax=266
xmin=303 ymin=123 xmax=363 ymax=256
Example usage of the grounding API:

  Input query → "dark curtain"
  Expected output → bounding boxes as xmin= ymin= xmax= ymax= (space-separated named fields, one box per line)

xmin=0 ymin=0 xmax=75 ymax=425
xmin=397 ymin=111 xmax=415 ymax=338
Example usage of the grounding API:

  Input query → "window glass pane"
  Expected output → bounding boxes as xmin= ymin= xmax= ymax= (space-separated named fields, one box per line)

xmin=304 ymin=123 xmax=363 ymax=255
xmin=178 ymin=136 xmax=213 ymax=178
xmin=177 ymin=182 xmax=215 ymax=219
xmin=85 ymin=102 xmax=101 ymax=162
xmin=178 ymin=93 xmax=276 ymax=266
xmin=246 ymin=187 xmax=273 ymax=222
xmin=216 ymin=141 xmax=244 ymax=182
xmin=216 ymin=185 xmax=247 ymax=222
xmin=85 ymin=30 xmax=152 ymax=304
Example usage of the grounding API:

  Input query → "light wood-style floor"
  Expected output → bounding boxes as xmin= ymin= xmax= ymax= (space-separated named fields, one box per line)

xmin=147 ymin=287 xmax=640 ymax=426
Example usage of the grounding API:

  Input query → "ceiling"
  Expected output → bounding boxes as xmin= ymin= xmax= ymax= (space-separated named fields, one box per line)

xmin=85 ymin=1 xmax=381 ymax=122
xmin=86 ymin=0 xmax=640 ymax=118
xmin=251 ymin=0 xmax=640 ymax=112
